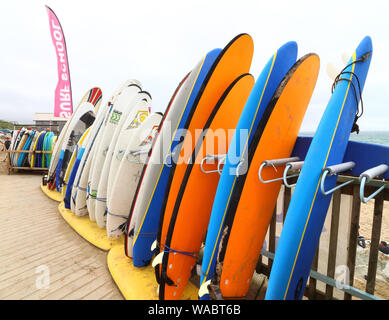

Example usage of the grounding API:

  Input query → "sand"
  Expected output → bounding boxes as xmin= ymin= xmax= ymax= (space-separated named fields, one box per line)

xmin=360 ymin=200 xmax=389 ymax=241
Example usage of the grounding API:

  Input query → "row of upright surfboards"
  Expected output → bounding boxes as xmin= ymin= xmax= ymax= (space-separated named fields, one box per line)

xmin=9 ymin=129 xmax=55 ymax=168
xmin=45 ymin=34 xmax=381 ymax=300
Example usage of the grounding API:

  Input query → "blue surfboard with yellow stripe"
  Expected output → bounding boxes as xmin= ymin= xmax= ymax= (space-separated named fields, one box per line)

xmin=199 ymin=41 xmax=298 ymax=299
xmin=266 ymin=36 xmax=373 ymax=300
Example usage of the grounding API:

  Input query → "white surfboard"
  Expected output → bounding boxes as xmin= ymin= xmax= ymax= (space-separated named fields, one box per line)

xmin=106 ymin=113 xmax=162 ymax=239
xmin=87 ymin=81 xmax=141 ymax=221
xmin=74 ymin=80 xmax=140 ymax=217
xmin=94 ymin=91 xmax=151 ymax=228
xmin=128 ymin=63 xmax=201 ymax=256
xmin=70 ymin=104 xmax=111 ymax=213
xmin=56 ymin=102 xmax=96 ymax=190
xmin=47 ymin=88 xmax=101 ymax=185
xmin=106 ymin=101 xmax=150 ymax=207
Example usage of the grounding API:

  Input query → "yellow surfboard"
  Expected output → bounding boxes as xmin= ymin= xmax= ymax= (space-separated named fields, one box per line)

xmin=31 ymin=131 xmax=45 ymax=168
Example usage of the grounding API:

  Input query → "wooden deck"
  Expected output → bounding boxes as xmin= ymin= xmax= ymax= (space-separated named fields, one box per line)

xmin=0 ymin=173 xmax=123 ymax=300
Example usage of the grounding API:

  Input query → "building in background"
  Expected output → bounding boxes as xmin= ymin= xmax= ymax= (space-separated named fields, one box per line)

xmin=33 ymin=113 xmax=67 ymax=135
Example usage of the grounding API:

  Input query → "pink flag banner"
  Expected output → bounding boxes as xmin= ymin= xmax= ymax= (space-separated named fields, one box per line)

xmin=46 ymin=6 xmax=73 ymax=118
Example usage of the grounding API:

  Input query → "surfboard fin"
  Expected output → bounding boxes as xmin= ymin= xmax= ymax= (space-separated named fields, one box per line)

xmin=151 ymin=240 xmax=157 ymax=251
xmin=199 ymin=280 xmax=211 ymax=298
xmin=152 ymin=252 xmax=163 ymax=268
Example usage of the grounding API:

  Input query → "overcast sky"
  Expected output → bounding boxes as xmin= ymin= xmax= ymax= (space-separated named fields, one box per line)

xmin=0 ymin=0 xmax=388 ymax=132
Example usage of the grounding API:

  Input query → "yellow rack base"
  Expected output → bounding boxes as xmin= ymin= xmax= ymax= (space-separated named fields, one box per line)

xmin=58 ymin=202 xmax=123 ymax=251
xmin=107 ymin=245 xmax=199 ymax=300
xmin=41 ymin=184 xmax=62 ymax=202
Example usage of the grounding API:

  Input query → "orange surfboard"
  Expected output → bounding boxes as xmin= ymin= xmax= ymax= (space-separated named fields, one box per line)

xmin=154 ymin=34 xmax=254 ymax=295
xmin=160 ymin=74 xmax=254 ymax=300
xmin=219 ymin=54 xmax=320 ymax=299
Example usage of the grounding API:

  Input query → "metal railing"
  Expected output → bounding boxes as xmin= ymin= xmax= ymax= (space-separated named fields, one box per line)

xmin=256 ymin=176 xmax=389 ymax=300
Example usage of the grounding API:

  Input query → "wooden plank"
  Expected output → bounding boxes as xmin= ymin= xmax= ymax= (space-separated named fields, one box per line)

xmin=1 ymin=251 xmax=94 ymax=299
xmin=268 ymin=207 xmax=277 ymax=271
xmin=365 ymin=192 xmax=384 ymax=294
xmin=307 ymin=248 xmax=319 ymax=299
xmin=283 ymin=187 xmax=291 ymax=222
xmin=344 ymin=184 xmax=361 ymax=300
xmin=0 ymin=174 xmax=122 ymax=300
xmin=24 ymin=263 xmax=106 ymax=300
xmin=6 ymin=150 xmax=52 ymax=154
xmin=82 ymin=285 xmax=117 ymax=300
xmin=7 ymin=167 xmax=48 ymax=171
xmin=62 ymin=274 xmax=113 ymax=300
xmin=325 ymin=189 xmax=341 ymax=299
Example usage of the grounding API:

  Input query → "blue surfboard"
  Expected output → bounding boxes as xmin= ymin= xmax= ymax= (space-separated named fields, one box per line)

xmin=17 ymin=131 xmax=34 ymax=167
xmin=35 ymin=131 xmax=46 ymax=168
xmin=130 ymin=48 xmax=222 ymax=267
xmin=45 ymin=132 xmax=55 ymax=167
xmin=64 ymin=146 xmax=85 ymax=209
xmin=266 ymin=36 xmax=373 ymax=300
xmin=199 ymin=41 xmax=298 ymax=299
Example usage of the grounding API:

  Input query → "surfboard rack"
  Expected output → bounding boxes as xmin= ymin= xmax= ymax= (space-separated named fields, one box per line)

xmin=116 ymin=150 xmax=125 ymax=161
xmin=200 ymin=153 xmax=226 ymax=174
xmin=359 ymin=164 xmax=389 ymax=203
xmin=126 ymin=149 xmax=148 ymax=163
xmin=320 ymin=161 xmax=356 ymax=195
xmin=282 ymin=160 xmax=305 ymax=188
xmin=258 ymin=157 xmax=300 ymax=184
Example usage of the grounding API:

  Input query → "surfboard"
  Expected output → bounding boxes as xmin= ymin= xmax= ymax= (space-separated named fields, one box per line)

xmin=28 ymin=131 xmax=38 ymax=167
xmin=72 ymin=107 xmax=110 ymax=215
xmin=86 ymin=128 xmax=105 ymax=221
xmin=131 ymin=34 xmax=254 ymax=270
xmin=217 ymin=54 xmax=319 ymax=300
xmin=107 ymin=113 xmax=162 ymax=239
xmin=88 ymin=81 xmax=142 ymax=225
xmin=126 ymin=70 xmax=195 ymax=260
xmin=10 ymin=129 xmax=19 ymax=153
xmin=55 ymin=102 xmax=96 ymax=189
xmin=62 ymin=128 xmax=91 ymax=208
xmin=11 ymin=128 xmax=24 ymax=166
xmin=45 ymin=132 xmax=55 ymax=167
xmin=196 ymin=41 xmax=298 ymax=299
xmin=47 ymin=87 xmax=102 ymax=189
xmin=154 ymin=35 xmax=254 ymax=295
xmin=17 ymin=130 xmax=34 ymax=167
xmin=106 ymin=105 xmax=151 ymax=210
xmin=34 ymin=131 xmax=46 ymax=168
xmin=94 ymin=91 xmax=150 ymax=228
xmin=158 ymin=74 xmax=255 ymax=300
xmin=265 ymin=36 xmax=372 ymax=300
xmin=72 ymin=80 xmax=134 ymax=216
xmin=15 ymin=131 xmax=29 ymax=166
xmin=31 ymin=131 xmax=44 ymax=168
xmin=41 ymin=132 xmax=50 ymax=168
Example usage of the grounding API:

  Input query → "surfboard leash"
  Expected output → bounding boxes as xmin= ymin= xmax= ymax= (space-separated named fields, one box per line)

xmin=331 ymin=52 xmax=371 ymax=134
